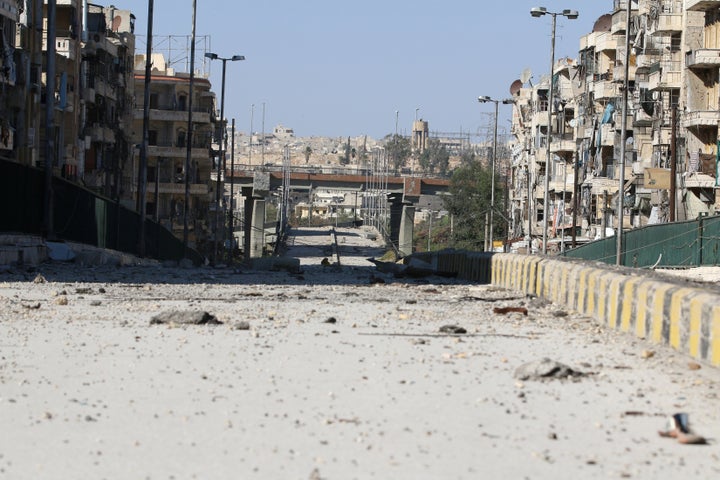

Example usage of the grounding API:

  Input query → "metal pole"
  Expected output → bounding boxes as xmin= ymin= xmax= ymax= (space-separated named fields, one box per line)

xmin=261 ymin=102 xmax=265 ymax=165
xmin=669 ymin=105 xmax=677 ymax=222
xmin=43 ymin=0 xmax=57 ymax=239
xmin=616 ymin=0 xmax=631 ymax=266
xmin=490 ymin=99 xmax=498 ymax=252
xmin=542 ymin=12 xmax=557 ymax=255
xmin=184 ymin=0 xmax=198 ymax=257
xmin=213 ymin=58 xmax=227 ymax=264
xmin=138 ymin=0 xmax=153 ymax=254
xmin=249 ymin=104 xmax=254 ymax=167
xmin=229 ymin=118 xmax=236 ymax=261
xmin=572 ymin=147 xmax=579 ymax=248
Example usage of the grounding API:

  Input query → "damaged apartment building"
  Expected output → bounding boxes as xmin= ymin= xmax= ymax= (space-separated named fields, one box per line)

xmin=0 ymin=1 xmax=220 ymax=254
xmin=507 ymin=0 xmax=720 ymax=250
xmin=131 ymin=52 xmax=217 ymax=251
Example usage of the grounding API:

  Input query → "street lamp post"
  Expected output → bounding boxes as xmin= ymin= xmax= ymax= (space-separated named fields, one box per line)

xmin=478 ymin=96 xmax=513 ymax=252
xmin=205 ymin=52 xmax=245 ymax=265
xmin=531 ymin=6 xmax=578 ymax=255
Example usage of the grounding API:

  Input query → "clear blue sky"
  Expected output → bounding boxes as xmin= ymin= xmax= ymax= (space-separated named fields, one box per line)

xmin=120 ymin=0 xmax=612 ymax=139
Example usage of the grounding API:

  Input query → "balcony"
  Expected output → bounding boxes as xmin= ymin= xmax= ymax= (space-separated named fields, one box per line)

xmin=682 ymin=110 xmax=720 ymax=129
xmin=133 ymin=108 xmax=211 ymax=124
xmin=86 ymin=124 xmax=116 ymax=144
xmin=94 ymin=78 xmax=117 ymax=101
xmin=599 ymin=123 xmax=615 ymax=147
xmin=653 ymin=14 xmax=683 ymax=33
xmin=613 ymin=65 xmax=635 ymax=83
xmin=590 ymin=80 xmax=619 ymax=100
xmin=647 ymin=62 xmax=681 ymax=91
xmin=686 ymin=0 xmax=720 ymax=11
xmin=82 ymin=86 xmax=96 ymax=103
xmin=654 ymin=126 xmax=672 ymax=146
xmin=611 ymin=10 xmax=627 ymax=34
xmin=595 ymin=33 xmax=617 ymax=53
xmin=633 ymin=108 xmax=653 ymax=127
xmin=550 ymin=137 xmax=576 ymax=154
xmin=549 ymin=171 xmax=576 ymax=193
xmin=531 ymin=109 xmax=550 ymax=127
xmin=147 ymin=144 xmax=211 ymax=160
xmin=686 ymin=49 xmax=720 ymax=69
xmin=148 ymin=182 xmax=210 ymax=196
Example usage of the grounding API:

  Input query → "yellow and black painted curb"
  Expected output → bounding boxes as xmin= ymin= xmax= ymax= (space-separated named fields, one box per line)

xmin=418 ymin=250 xmax=720 ymax=367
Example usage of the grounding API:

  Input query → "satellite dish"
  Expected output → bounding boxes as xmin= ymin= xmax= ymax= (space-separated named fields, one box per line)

xmin=520 ymin=68 xmax=532 ymax=85
xmin=593 ymin=14 xmax=612 ymax=32
xmin=510 ymin=79 xmax=523 ymax=96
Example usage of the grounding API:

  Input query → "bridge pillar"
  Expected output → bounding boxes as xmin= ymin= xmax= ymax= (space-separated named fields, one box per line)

xmin=242 ymin=187 xmax=254 ymax=262
xmin=388 ymin=193 xmax=403 ymax=251
xmin=398 ymin=204 xmax=415 ymax=257
xmin=250 ymin=198 xmax=266 ymax=258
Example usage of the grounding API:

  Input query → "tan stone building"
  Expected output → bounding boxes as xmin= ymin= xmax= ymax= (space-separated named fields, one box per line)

xmin=132 ymin=53 xmax=217 ymax=251
xmin=507 ymin=0 xmax=720 ymax=251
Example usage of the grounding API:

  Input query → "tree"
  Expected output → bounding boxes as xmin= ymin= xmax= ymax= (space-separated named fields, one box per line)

xmin=304 ymin=146 xmax=312 ymax=164
xmin=443 ymin=160 xmax=502 ymax=250
xmin=419 ymin=138 xmax=450 ymax=176
xmin=383 ymin=134 xmax=411 ymax=173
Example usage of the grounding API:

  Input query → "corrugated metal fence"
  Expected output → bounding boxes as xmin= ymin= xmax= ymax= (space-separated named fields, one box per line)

xmin=563 ymin=214 xmax=720 ymax=268
xmin=1 ymin=159 xmax=202 ymax=263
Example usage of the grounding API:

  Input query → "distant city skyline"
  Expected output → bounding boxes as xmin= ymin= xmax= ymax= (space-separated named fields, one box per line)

xmin=122 ymin=0 xmax=612 ymax=139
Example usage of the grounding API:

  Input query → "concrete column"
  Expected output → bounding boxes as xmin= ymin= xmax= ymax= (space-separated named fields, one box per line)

xmin=242 ymin=187 xmax=253 ymax=262
xmin=250 ymin=198 xmax=266 ymax=258
xmin=398 ymin=204 xmax=415 ymax=257
xmin=388 ymin=193 xmax=404 ymax=251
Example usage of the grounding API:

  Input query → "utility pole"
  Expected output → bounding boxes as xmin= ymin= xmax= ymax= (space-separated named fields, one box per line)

xmin=670 ymin=105 xmax=677 ymax=222
xmin=138 ymin=0 xmax=154 ymax=256
xmin=184 ymin=0 xmax=198 ymax=257
xmin=43 ymin=0 xmax=57 ymax=240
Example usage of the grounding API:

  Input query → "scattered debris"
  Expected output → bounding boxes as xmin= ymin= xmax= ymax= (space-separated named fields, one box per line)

xmin=22 ymin=303 xmax=41 ymax=309
xmin=439 ymin=325 xmax=467 ymax=334
xmin=493 ymin=306 xmax=528 ymax=316
xmin=658 ymin=413 xmax=707 ymax=445
xmin=514 ymin=358 xmax=587 ymax=381
xmin=75 ymin=287 xmax=92 ymax=294
xmin=33 ymin=273 xmax=46 ymax=284
xmin=54 ymin=296 xmax=68 ymax=306
xmin=688 ymin=362 xmax=702 ymax=371
xmin=324 ymin=317 xmax=337 ymax=324
xmin=149 ymin=310 xmax=222 ymax=326
xmin=641 ymin=350 xmax=655 ymax=359
xmin=234 ymin=321 xmax=250 ymax=330
xmin=321 ymin=258 xmax=331 ymax=266
xmin=367 ymin=257 xmax=406 ymax=275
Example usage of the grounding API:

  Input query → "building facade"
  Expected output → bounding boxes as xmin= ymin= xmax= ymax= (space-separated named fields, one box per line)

xmin=132 ymin=53 xmax=217 ymax=251
xmin=508 ymin=0 xmax=720 ymax=252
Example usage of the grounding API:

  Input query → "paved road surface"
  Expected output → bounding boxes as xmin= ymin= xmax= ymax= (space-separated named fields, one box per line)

xmin=1 ymin=226 xmax=719 ymax=479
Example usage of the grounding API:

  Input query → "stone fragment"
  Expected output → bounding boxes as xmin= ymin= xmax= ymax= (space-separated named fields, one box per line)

xmin=514 ymin=358 xmax=586 ymax=381
xmin=439 ymin=325 xmax=467 ymax=334
xmin=149 ymin=310 xmax=222 ymax=325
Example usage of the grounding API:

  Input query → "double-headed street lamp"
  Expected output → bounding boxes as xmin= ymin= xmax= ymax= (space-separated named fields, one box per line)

xmin=478 ymin=96 xmax=513 ymax=252
xmin=205 ymin=52 xmax=245 ymax=264
xmin=531 ymin=7 xmax=578 ymax=255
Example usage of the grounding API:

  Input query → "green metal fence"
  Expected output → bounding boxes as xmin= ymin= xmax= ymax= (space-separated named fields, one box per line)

xmin=563 ymin=214 xmax=720 ymax=268
xmin=1 ymin=159 xmax=203 ymax=264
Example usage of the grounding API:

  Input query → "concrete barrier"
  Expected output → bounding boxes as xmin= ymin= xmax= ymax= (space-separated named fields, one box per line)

xmin=415 ymin=250 xmax=720 ymax=367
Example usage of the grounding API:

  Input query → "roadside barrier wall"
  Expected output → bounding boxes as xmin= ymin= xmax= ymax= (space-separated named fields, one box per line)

xmin=416 ymin=250 xmax=720 ymax=367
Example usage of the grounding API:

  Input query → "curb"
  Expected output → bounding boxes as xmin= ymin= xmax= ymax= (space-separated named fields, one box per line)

xmin=417 ymin=250 xmax=720 ymax=367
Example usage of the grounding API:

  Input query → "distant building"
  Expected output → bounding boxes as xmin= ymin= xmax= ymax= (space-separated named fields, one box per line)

xmin=132 ymin=53 xmax=216 ymax=250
